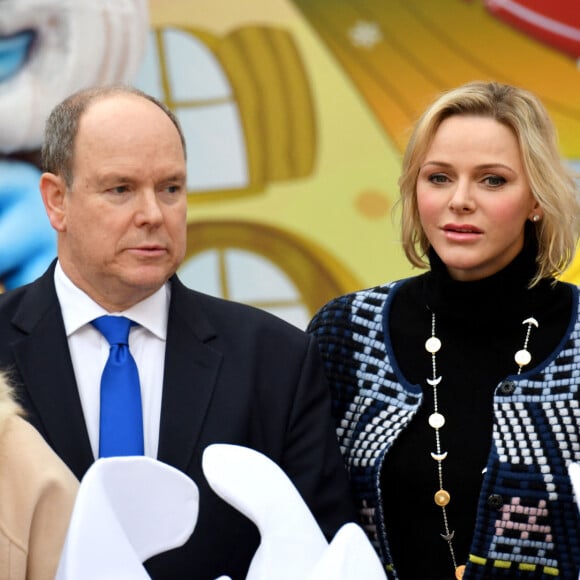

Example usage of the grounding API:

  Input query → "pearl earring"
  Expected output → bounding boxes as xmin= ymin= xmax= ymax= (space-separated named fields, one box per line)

xmin=532 ymin=214 xmax=540 ymax=222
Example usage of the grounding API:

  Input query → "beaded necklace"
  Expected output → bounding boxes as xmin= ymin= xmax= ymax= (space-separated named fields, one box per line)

xmin=425 ymin=313 xmax=539 ymax=579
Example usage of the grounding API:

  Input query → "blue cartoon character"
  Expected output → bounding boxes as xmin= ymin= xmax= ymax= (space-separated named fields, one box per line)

xmin=0 ymin=0 xmax=148 ymax=289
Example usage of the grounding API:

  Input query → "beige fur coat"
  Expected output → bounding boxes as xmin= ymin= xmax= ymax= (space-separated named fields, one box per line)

xmin=0 ymin=375 xmax=78 ymax=579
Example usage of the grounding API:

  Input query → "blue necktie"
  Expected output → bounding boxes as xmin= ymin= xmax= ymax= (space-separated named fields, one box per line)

xmin=92 ymin=316 xmax=144 ymax=458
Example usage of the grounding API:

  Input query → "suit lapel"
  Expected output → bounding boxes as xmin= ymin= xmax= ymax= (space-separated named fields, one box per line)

xmin=157 ymin=278 xmax=222 ymax=472
xmin=11 ymin=270 xmax=223 ymax=478
xmin=11 ymin=265 xmax=94 ymax=479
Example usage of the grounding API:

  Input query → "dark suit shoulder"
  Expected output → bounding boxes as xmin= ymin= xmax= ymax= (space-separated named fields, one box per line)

xmin=0 ymin=280 xmax=33 ymax=308
xmin=0 ymin=264 xmax=59 ymax=334
xmin=170 ymin=277 xmax=311 ymax=344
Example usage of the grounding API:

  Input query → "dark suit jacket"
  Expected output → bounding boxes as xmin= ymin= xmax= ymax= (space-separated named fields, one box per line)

xmin=0 ymin=263 xmax=355 ymax=579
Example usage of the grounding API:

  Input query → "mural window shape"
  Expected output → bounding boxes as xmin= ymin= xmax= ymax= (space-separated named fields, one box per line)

xmin=180 ymin=238 xmax=309 ymax=329
xmin=180 ymin=221 xmax=357 ymax=330
xmin=134 ymin=25 xmax=359 ymax=327
xmin=136 ymin=27 xmax=248 ymax=193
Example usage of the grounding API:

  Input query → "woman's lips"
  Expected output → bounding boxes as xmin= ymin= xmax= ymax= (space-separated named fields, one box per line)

xmin=442 ymin=224 xmax=483 ymax=240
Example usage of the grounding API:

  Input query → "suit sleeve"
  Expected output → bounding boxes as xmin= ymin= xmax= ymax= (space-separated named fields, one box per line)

xmin=280 ymin=334 xmax=356 ymax=539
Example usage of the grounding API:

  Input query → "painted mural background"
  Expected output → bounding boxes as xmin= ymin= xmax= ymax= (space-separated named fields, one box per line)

xmin=2 ymin=0 xmax=580 ymax=328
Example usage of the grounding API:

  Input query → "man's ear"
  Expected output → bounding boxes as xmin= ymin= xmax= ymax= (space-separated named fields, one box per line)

xmin=39 ymin=172 xmax=68 ymax=232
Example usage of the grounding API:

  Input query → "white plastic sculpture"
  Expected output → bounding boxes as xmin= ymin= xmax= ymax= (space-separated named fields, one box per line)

xmin=56 ymin=446 xmax=387 ymax=579
xmin=567 ymin=463 xmax=580 ymax=580
xmin=202 ymin=444 xmax=328 ymax=580
xmin=306 ymin=522 xmax=387 ymax=580
xmin=55 ymin=456 xmax=198 ymax=580
xmin=202 ymin=444 xmax=387 ymax=580
xmin=570 ymin=462 xmax=580 ymax=510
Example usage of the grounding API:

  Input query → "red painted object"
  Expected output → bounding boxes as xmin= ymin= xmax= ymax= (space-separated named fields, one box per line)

xmin=484 ymin=0 xmax=580 ymax=59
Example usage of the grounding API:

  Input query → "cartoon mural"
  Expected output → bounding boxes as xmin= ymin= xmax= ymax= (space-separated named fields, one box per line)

xmin=142 ymin=0 xmax=580 ymax=328
xmin=0 ymin=0 xmax=148 ymax=289
xmin=2 ymin=0 xmax=580 ymax=327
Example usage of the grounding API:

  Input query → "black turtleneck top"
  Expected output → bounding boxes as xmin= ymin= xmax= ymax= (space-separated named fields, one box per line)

xmin=380 ymin=234 xmax=572 ymax=580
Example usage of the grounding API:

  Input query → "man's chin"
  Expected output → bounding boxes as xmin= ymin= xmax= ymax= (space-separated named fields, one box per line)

xmin=122 ymin=267 xmax=174 ymax=292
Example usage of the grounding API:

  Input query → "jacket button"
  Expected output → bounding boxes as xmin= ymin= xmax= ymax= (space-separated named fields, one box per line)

xmin=498 ymin=380 xmax=515 ymax=395
xmin=487 ymin=494 xmax=504 ymax=510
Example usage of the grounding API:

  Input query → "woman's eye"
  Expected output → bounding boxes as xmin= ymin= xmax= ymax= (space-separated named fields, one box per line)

xmin=484 ymin=175 xmax=506 ymax=187
xmin=428 ymin=174 xmax=449 ymax=184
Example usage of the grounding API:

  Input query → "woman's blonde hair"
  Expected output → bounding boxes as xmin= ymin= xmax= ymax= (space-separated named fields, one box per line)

xmin=398 ymin=81 xmax=580 ymax=285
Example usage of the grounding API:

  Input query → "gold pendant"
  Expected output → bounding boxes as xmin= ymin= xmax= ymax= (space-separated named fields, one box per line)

xmin=455 ymin=564 xmax=466 ymax=579
xmin=434 ymin=489 xmax=450 ymax=506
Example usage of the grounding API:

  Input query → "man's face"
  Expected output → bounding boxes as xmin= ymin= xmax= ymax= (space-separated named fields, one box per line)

xmin=55 ymin=94 xmax=187 ymax=311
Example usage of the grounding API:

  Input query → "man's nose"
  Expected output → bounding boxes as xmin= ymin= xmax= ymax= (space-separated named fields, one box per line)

xmin=135 ymin=190 xmax=163 ymax=224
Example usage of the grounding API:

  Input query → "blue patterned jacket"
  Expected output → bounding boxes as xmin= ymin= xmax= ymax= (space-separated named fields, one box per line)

xmin=309 ymin=281 xmax=580 ymax=579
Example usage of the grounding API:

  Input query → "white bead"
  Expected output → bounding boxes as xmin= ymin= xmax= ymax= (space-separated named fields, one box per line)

xmin=514 ymin=349 xmax=531 ymax=367
xmin=425 ymin=336 xmax=441 ymax=354
xmin=429 ymin=412 xmax=445 ymax=429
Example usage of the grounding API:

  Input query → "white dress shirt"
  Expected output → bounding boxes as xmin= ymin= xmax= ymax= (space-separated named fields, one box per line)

xmin=54 ymin=261 xmax=169 ymax=459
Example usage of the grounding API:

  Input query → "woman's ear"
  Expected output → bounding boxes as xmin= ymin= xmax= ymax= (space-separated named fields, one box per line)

xmin=39 ymin=172 xmax=68 ymax=232
xmin=529 ymin=200 xmax=543 ymax=223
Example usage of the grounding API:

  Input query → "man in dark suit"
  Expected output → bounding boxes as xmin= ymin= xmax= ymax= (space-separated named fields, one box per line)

xmin=0 ymin=85 xmax=355 ymax=579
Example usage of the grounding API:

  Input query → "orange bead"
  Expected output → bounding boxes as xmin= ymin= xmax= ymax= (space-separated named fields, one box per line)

xmin=434 ymin=489 xmax=450 ymax=506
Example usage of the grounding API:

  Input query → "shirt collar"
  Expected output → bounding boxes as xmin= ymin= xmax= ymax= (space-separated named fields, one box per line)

xmin=54 ymin=261 xmax=170 ymax=340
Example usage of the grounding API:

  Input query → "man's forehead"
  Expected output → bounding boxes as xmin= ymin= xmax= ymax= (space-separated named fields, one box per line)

xmin=77 ymin=95 xmax=176 ymax=142
xmin=81 ymin=93 xmax=149 ymax=121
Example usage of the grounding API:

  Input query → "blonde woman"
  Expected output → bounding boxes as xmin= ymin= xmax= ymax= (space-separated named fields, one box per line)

xmin=309 ymin=81 xmax=580 ymax=579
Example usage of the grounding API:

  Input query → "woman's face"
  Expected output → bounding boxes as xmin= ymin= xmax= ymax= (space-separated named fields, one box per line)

xmin=416 ymin=115 xmax=540 ymax=281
